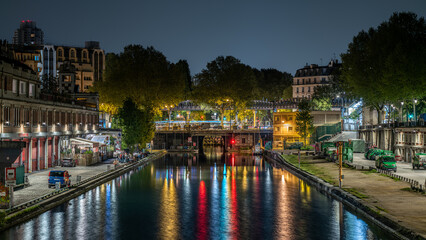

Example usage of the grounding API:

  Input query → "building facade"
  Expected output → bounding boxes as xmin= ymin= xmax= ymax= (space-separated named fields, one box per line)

xmin=273 ymin=110 xmax=341 ymax=148
xmin=359 ymin=125 xmax=426 ymax=162
xmin=13 ymin=20 xmax=44 ymax=46
xmin=1 ymin=49 xmax=99 ymax=173
xmin=292 ymin=60 xmax=340 ymax=99
xmin=9 ymin=41 xmax=104 ymax=92
xmin=55 ymin=42 xmax=105 ymax=92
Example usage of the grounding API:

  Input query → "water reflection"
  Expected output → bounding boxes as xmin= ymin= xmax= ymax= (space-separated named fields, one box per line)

xmin=0 ymin=146 xmax=396 ymax=240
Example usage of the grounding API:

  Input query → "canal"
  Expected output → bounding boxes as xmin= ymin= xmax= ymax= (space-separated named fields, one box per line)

xmin=1 ymin=147 xmax=395 ymax=239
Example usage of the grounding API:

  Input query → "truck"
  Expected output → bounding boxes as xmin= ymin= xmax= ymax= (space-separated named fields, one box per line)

xmin=366 ymin=149 xmax=393 ymax=160
xmin=412 ymin=153 xmax=426 ymax=170
xmin=375 ymin=154 xmax=397 ymax=172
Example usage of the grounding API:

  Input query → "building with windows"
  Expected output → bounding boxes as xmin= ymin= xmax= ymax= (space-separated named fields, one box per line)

xmin=0 ymin=45 xmax=99 ymax=173
xmin=273 ymin=110 xmax=341 ymax=148
xmin=9 ymin=41 xmax=104 ymax=92
xmin=55 ymin=41 xmax=105 ymax=92
xmin=292 ymin=60 xmax=341 ymax=99
xmin=13 ymin=20 xmax=44 ymax=46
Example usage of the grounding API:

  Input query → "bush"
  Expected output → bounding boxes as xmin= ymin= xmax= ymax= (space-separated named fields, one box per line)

xmin=301 ymin=145 xmax=314 ymax=151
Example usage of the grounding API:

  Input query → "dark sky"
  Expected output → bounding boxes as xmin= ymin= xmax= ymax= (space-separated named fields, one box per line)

xmin=1 ymin=0 xmax=425 ymax=75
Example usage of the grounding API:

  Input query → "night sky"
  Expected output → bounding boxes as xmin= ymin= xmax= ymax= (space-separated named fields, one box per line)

xmin=1 ymin=0 xmax=425 ymax=75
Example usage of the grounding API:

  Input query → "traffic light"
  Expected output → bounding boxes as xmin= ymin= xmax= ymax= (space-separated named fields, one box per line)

xmin=230 ymin=139 xmax=235 ymax=144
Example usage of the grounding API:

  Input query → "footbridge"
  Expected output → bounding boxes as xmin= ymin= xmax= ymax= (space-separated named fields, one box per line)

xmin=153 ymin=129 xmax=273 ymax=153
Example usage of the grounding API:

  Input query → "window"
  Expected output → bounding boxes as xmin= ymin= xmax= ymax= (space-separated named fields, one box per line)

xmin=83 ymin=51 xmax=87 ymax=59
xmin=29 ymin=84 xmax=35 ymax=97
xmin=71 ymin=50 xmax=75 ymax=58
xmin=58 ymin=49 xmax=63 ymax=57
xmin=24 ymin=109 xmax=30 ymax=126
xmin=41 ymin=110 xmax=46 ymax=125
xmin=274 ymin=116 xmax=280 ymax=122
xmin=34 ymin=56 xmax=39 ymax=61
xmin=296 ymin=87 xmax=299 ymax=93
xmin=322 ymin=77 xmax=326 ymax=82
xmin=275 ymin=127 xmax=280 ymax=132
xmin=302 ymin=87 xmax=304 ymax=93
xmin=4 ymin=107 xmax=10 ymax=126
xmin=12 ymin=79 xmax=17 ymax=93
xmin=289 ymin=116 xmax=293 ymax=121
xmin=61 ymin=112 xmax=65 ymax=125
xmin=48 ymin=111 xmax=52 ymax=126
xmin=289 ymin=127 xmax=293 ymax=131
xmin=297 ymin=79 xmax=299 ymax=85
xmin=314 ymin=78 xmax=316 ymax=83
xmin=32 ymin=109 xmax=38 ymax=126
xmin=20 ymin=81 xmax=26 ymax=94
xmin=308 ymin=87 xmax=311 ymax=92
xmin=242 ymin=138 xmax=246 ymax=144
xmin=14 ymin=107 xmax=20 ymax=126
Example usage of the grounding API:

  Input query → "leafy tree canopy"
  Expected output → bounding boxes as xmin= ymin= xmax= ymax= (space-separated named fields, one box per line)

xmin=192 ymin=56 xmax=258 ymax=126
xmin=296 ymin=99 xmax=314 ymax=146
xmin=116 ymin=99 xmax=155 ymax=152
xmin=93 ymin=45 xmax=186 ymax=112
xmin=254 ymin=68 xmax=293 ymax=101
xmin=341 ymin=12 xmax=426 ymax=110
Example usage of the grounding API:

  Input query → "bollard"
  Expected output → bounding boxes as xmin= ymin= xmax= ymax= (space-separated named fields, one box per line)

xmin=77 ymin=175 xmax=82 ymax=184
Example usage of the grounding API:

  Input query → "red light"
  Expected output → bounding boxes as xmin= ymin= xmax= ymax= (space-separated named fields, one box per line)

xmin=231 ymin=139 xmax=235 ymax=144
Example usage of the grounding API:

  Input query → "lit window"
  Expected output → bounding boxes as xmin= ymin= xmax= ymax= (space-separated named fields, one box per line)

xmin=29 ymin=84 xmax=35 ymax=97
xmin=12 ymin=79 xmax=17 ymax=93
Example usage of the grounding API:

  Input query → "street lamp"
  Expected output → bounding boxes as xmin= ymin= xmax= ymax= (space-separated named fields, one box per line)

xmin=414 ymin=99 xmax=417 ymax=125
xmin=400 ymin=101 xmax=404 ymax=122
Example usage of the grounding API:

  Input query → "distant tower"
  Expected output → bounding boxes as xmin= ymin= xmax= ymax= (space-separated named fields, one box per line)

xmin=13 ymin=20 xmax=44 ymax=46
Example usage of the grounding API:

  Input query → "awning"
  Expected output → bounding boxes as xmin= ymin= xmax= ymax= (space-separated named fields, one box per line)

xmin=70 ymin=137 xmax=101 ymax=148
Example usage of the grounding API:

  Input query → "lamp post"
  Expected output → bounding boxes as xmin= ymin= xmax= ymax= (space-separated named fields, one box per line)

xmin=400 ymin=101 xmax=404 ymax=123
xmin=414 ymin=99 xmax=417 ymax=125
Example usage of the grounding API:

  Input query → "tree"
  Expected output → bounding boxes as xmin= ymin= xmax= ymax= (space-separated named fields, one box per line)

xmin=192 ymin=56 xmax=258 ymax=127
xmin=93 ymin=45 xmax=186 ymax=110
xmin=41 ymin=74 xmax=59 ymax=95
xmin=175 ymin=60 xmax=192 ymax=99
xmin=116 ymin=99 xmax=155 ymax=153
xmin=312 ymin=85 xmax=333 ymax=111
xmin=296 ymin=99 xmax=314 ymax=146
xmin=254 ymin=68 xmax=293 ymax=101
xmin=341 ymin=12 xmax=426 ymax=123
xmin=282 ymin=86 xmax=293 ymax=100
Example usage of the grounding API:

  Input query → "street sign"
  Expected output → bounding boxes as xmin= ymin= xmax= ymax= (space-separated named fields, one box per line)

xmin=5 ymin=167 xmax=16 ymax=186
xmin=146 ymin=143 xmax=151 ymax=149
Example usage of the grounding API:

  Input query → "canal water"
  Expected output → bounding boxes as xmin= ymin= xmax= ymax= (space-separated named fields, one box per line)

xmin=1 ymin=147 xmax=395 ymax=240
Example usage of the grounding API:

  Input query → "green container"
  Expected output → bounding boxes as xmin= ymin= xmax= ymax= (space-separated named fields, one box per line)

xmin=15 ymin=165 xmax=25 ymax=185
xmin=351 ymin=139 xmax=365 ymax=153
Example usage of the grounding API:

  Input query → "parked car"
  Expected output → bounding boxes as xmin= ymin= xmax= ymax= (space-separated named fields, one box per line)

xmin=375 ymin=155 xmax=397 ymax=172
xmin=288 ymin=142 xmax=303 ymax=150
xmin=48 ymin=170 xmax=71 ymax=188
xmin=412 ymin=153 xmax=426 ymax=170
xmin=61 ymin=158 xmax=76 ymax=167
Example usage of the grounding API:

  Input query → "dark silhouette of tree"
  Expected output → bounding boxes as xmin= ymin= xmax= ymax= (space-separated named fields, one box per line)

xmin=116 ymin=99 xmax=155 ymax=152
xmin=192 ymin=56 xmax=258 ymax=127
xmin=341 ymin=12 xmax=426 ymax=123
